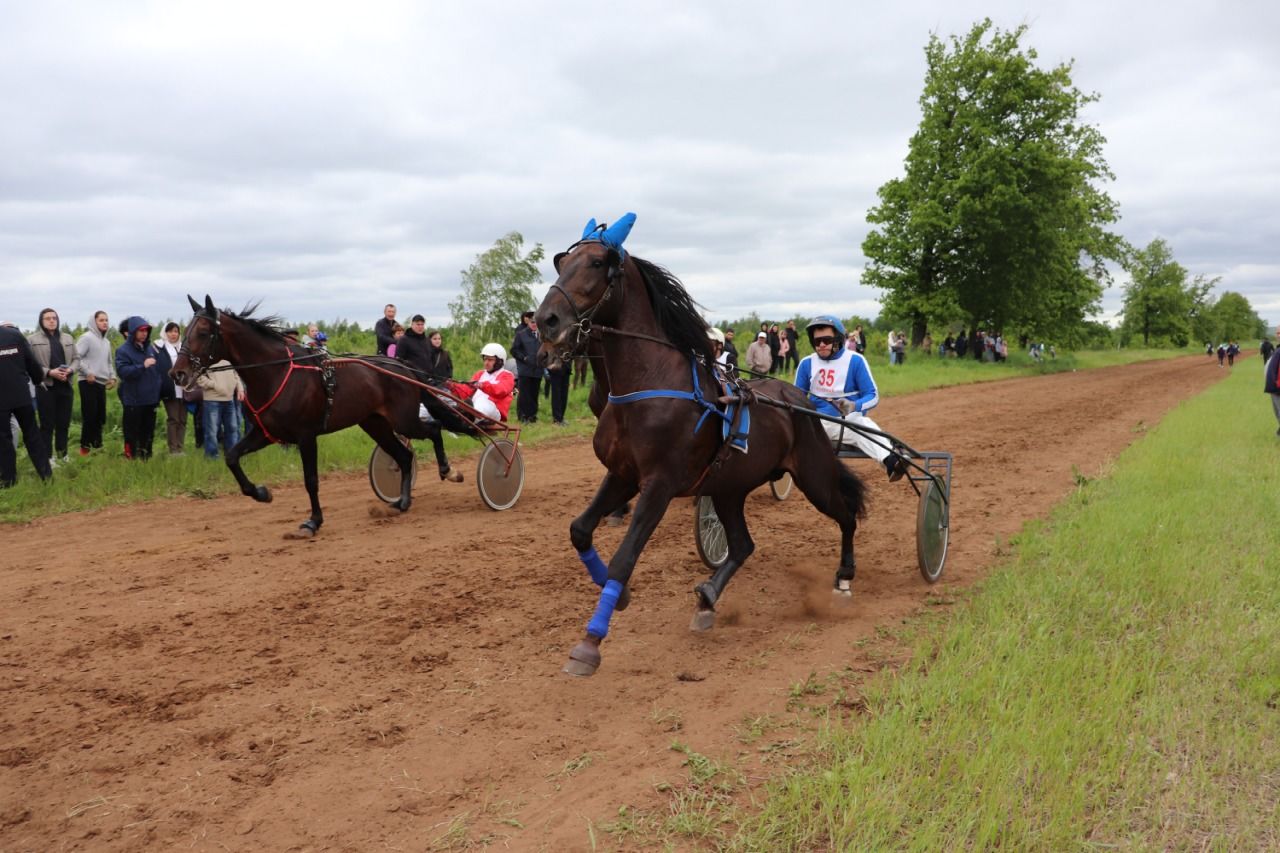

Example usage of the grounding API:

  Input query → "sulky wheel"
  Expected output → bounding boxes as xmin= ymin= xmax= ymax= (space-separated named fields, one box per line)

xmin=477 ymin=439 xmax=524 ymax=511
xmin=369 ymin=443 xmax=417 ymax=504
xmin=694 ymin=495 xmax=729 ymax=570
xmin=769 ymin=471 xmax=794 ymax=500
xmin=916 ymin=475 xmax=950 ymax=583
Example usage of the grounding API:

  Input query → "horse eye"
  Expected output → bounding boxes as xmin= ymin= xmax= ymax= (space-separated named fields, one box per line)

xmin=591 ymin=259 xmax=603 ymax=268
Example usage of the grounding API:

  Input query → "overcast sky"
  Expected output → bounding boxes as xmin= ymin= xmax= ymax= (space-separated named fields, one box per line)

xmin=2 ymin=1 xmax=1277 ymax=335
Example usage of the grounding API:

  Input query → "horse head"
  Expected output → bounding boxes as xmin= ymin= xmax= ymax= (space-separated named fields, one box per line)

xmin=535 ymin=214 xmax=636 ymax=367
xmin=170 ymin=294 xmax=221 ymax=390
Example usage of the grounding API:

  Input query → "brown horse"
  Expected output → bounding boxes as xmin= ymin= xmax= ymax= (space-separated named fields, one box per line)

xmin=535 ymin=216 xmax=867 ymax=676
xmin=170 ymin=296 xmax=470 ymax=538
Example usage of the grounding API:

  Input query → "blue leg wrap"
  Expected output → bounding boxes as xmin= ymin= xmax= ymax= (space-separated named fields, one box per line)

xmin=586 ymin=579 xmax=624 ymax=639
xmin=578 ymin=546 xmax=609 ymax=587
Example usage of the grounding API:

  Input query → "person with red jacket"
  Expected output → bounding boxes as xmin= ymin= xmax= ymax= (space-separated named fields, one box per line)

xmin=448 ymin=342 xmax=515 ymax=422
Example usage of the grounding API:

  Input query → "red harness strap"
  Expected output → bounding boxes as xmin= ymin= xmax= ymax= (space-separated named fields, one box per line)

xmin=242 ymin=347 xmax=321 ymax=444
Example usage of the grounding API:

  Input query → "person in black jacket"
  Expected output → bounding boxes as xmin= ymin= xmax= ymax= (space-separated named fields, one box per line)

xmin=511 ymin=311 xmax=541 ymax=423
xmin=395 ymin=315 xmax=433 ymax=375
xmin=1266 ymin=333 xmax=1280 ymax=436
xmin=426 ymin=330 xmax=453 ymax=381
xmin=0 ymin=322 xmax=52 ymax=486
xmin=722 ymin=328 xmax=739 ymax=371
xmin=374 ymin=303 xmax=398 ymax=356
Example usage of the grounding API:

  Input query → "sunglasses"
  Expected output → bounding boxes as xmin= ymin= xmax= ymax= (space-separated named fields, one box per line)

xmin=812 ymin=336 xmax=837 ymax=346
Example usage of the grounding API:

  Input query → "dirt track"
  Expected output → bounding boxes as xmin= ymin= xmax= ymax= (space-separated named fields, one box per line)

xmin=0 ymin=355 xmax=1229 ymax=851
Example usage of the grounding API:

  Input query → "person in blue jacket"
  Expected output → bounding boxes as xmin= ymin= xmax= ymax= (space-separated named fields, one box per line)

xmin=794 ymin=315 xmax=906 ymax=481
xmin=114 ymin=316 xmax=163 ymax=460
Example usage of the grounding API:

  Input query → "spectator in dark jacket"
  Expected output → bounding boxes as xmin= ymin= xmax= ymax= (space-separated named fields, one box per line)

xmin=511 ymin=311 xmax=542 ymax=423
xmin=722 ymin=328 xmax=739 ymax=370
xmin=426 ymin=331 xmax=453 ymax=381
xmin=1 ymin=322 xmax=52 ymax=486
xmin=374 ymin=304 xmax=397 ymax=355
xmin=114 ymin=316 xmax=163 ymax=460
xmin=1264 ymin=337 xmax=1280 ymax=436
xmin=395 ymin=315 xmax=433 ymax=375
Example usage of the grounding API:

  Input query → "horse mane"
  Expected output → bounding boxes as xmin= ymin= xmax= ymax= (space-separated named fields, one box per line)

xmin=224 ymin=302 xmax=290 ymax=341
xmin=630 ymin=256 xmax=715 ymax=364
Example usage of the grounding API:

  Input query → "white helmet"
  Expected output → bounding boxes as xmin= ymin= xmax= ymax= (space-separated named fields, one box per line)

xmin=706 ymin=327 xmax=725 ymax=344
xmin=480 ymin=342 xmax=506 ymax=361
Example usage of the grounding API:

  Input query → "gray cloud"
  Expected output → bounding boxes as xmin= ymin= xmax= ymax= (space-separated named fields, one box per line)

xmin=2 ymin=0 xmax=1277 ymax=336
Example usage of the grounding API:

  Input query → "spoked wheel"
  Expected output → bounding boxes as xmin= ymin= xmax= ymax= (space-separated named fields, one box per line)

xmin=769 ymin=471 xmax=793 ymax=500
xmin=369 ymin=442 xmax=417 ymax=504
xmin=694 ymin=495 xmax=729 ymax=570
xmin=477 ymin=439 xmax=524 ymax=511
xmin=916 ymin=476 xmax=950 ymax=583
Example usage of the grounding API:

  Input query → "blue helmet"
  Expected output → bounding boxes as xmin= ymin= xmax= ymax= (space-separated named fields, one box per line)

xmin=314 ymin=331 xmax=328 ymax=343
xmin=805 ymin=315 xmax=847 ymax=343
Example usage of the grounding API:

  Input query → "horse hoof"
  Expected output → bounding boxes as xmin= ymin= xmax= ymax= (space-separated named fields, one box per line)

xmin=562 ymin=640 xmax=601 ymax=677
xmin=368 ymin=503 xmax=402 ymax=518
xmin=440 ymin=468 xmax=464 ymax=483
xmin=832 ymin=587 xmax=853 ymax=605
xmin=283 ymin=526 xmax=315 ymax=540
xmin=255 ymin=486 xmax=272 ymax=503
xmin=690 ymin=609 xmax=716 ymax=632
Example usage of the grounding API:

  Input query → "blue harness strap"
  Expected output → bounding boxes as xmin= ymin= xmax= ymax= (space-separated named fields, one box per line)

xmin=604 ymin=358 xmax=747 ymax=448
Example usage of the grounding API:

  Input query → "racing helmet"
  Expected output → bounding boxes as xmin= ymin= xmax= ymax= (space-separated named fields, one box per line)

xmin=480 ymin=342 xmax=507 ymax=361
xmin=805 ymin=314 xmax=847 ymax=345
xmin=706 ymin=326 xmax=725 ymax=344
xmin=313 ymin=331 xmax=328 ymax=343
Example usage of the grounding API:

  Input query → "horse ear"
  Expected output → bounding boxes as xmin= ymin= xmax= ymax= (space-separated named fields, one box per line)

xmin=204 ymin=295 xmax=215 ymax=314
xmin=580 ymin=218 xmax=598 ymax=240
xmin=602 ymin=212 xmax=636 ymax=251
xmin=188 ymin=295 xmax=200 ymax=313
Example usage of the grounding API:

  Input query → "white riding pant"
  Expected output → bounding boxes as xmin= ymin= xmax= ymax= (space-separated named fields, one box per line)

xmin=471 ymin=392 xmax=501 ymax=421
xmin=822 ymin=410 xmax=891 ymax=464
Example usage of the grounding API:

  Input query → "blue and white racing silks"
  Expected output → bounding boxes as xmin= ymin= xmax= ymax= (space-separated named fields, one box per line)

xmin=794 ymin=348 xmax=879 ymax=417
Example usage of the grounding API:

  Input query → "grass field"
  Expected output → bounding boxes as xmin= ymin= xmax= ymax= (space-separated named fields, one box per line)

xmin=1 ymin=346 xmax=1195 ymax=524
xmin=606 ymin=354 xmax=1276 ymax=849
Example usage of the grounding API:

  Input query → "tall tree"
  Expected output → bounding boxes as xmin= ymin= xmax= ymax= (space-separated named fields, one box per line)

xmin=1203 ymin=291 xmax=1267 ymax=343
xmin=862 ymin=19 xmax=1123 ymax=344
xmin=1120 ymin=238 xmax=1194 ymax=346
xmin=449 ymin=232 xmax=544 ymax=342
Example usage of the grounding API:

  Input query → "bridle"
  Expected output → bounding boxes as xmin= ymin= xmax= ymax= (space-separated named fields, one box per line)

xmin=543 ymin=235 xmax=626 ymax=361
xmin=178 ymin=310 xmax=224 ymax=378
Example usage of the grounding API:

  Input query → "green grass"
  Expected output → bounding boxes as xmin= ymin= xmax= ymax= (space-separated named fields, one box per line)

xmin=0 ymin=346 xmax=1196 ymax=523
xmin=727 ymin=361 xmax=1279 ymax=850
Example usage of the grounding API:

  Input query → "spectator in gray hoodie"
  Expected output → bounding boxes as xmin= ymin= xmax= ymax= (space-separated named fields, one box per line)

xmin=74 ymin=310 xmax=116 ymax=454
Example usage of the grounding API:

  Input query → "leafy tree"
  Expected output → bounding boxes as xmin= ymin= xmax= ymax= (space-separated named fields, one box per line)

xmin=1201 ymin=291 xmax=1267 ymax=344
xmin=862 ymin=19 xmax=1123 ymax=344
xmin=1120 ymin=238 xmax=1196 ymax=346
xmin=449 ymin=232 xmax=544 ymax=342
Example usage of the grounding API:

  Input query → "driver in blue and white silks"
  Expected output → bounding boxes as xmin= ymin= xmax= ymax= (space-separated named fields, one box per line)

xmin=794 ymin=315 xmax=907 ymax=481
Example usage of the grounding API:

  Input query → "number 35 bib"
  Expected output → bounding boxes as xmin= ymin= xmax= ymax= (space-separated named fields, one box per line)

xmin=808 ymin=349 xmax=852 ymax=399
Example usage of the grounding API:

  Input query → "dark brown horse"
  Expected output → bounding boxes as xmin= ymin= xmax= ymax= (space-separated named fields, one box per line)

xmin=170 ymin=296 xmax=470 ymax=538
xmin=535 ymin=217 xmax=867 ymax=676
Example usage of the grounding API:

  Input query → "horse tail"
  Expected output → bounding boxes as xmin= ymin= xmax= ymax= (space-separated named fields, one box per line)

xmin=837 ymin=458 xmax=868 ymax=521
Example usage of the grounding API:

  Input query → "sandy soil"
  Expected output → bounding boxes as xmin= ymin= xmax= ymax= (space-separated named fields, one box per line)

xmin=0 ymin=355 xmax=1227 ymax=851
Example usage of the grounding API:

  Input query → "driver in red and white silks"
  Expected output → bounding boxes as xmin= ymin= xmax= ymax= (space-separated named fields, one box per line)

xmin=448 ymin=342 xmax=515 ymax=422
xmin=794 ymin=315 xmax=906 ymax=480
